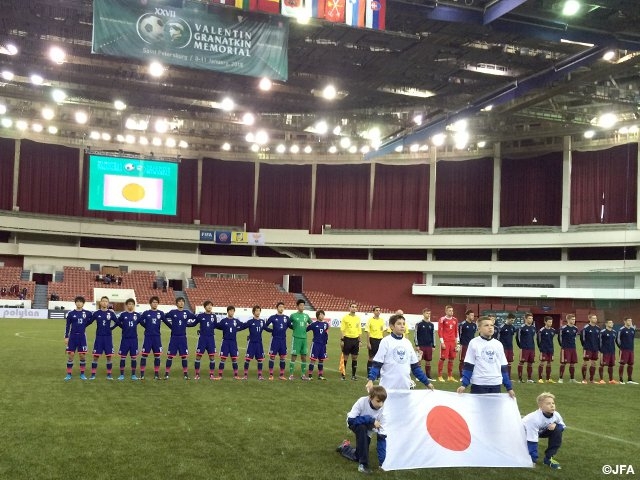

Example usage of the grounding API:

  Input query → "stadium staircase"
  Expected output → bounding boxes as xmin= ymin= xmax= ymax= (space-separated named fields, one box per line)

xmin=33 ymin=284 xmax=49 ymax=309
xmin=174 ymin=291 xmax=191 ymax=310
xmin=294 ymin=293 xmax=313 ymax=310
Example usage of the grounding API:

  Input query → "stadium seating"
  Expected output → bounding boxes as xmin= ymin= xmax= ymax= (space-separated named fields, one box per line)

xmin=303 ymin=290 xmax=394 ymax=313
xmin=0 ymin=266 xmax=36 ymax=300
xmin=186 ymin=277 xmax=298 ymax=310
xmin=47 ymin=267 xmax=175 ymax=303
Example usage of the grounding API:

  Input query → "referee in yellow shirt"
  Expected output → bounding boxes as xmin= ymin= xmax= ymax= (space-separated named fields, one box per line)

xmin=365 ymin=306 xmax=385 ymax=376
xmin=340 ymin=303 xmax=362 ymax=380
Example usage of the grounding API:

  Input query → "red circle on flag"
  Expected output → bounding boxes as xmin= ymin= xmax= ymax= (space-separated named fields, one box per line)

xmin=371 ymin=1 xmax=380 ymax=10
xmin=426 ymin=406 xmax=471 ymax=451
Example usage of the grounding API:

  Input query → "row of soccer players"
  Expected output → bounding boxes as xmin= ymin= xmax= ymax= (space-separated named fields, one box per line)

xmin=64 ymin=296 xmax=329 ymax=381
xmin=412 ymin=307 xmax=636 ymax=385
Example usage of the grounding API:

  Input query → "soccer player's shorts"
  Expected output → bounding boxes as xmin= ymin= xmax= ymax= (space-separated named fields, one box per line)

xmin=269 ymin=338 xmax=287 ymax=357
xmin=440 ymin=342 xmax=456 ymax=360
xmin=66 ymin=334 xmax=87 ymax=353
xmin=220 ymin=340 xmax=239 ymax=358
xmin=619 ymin=350 xmax=634 ymax=366
xmin=368 ymin=338 xmax=382 ymax=358
xmin=196 ymin=337 xmax=217 ymax=356
xmin=167 ymin=336 xmax=189 ymax=357
xmin=419 ymin=346 xmax=433 ymax=362
xmin=459 ymin=345 xmax=469 ymax=362
xmin=92 ymin=335 xmax=114 ymax=356
xmin=583 ymin=349 xmax=599 ymax=361
xmin=118 ymin=338 xmax=139 ymax=357
xmin=520 ymin=349 xmax=535 ymax=363
xmin=540 ymin=352 xmax=554 ymax=362
xmin=560 ymin=348 xmax=577 ymax=364
xmin=310 ymin=342 xmax=327 ymax=361
xmin=291 ymin=337 xmax=308 ymax=356
xmin=600 ymin=353 xmax=615 ymax=367
xmin=341 ymin=337 xmax=360 ymax=356
xmin=245 ymin=341 xmax=265 ymax=360
xmin=470 ymin=384 xmax=501 ymax=394
xmin=141 ymin=336 xmax=163 ymax=355
xmin=504 ymin=349 xmax=514 ymax=363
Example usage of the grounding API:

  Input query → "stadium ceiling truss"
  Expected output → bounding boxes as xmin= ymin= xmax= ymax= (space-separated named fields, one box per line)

xmin=0 ymin=0 xmax=639 ymax=158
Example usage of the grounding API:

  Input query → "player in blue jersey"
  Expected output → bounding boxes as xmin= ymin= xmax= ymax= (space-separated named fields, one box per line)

xmin=194 ymin=301 xmax=218 ymax=380
xmin=307 ymin=309 xmax=330 ymax=380
xmin=162 ymin=296 xmax=197 ymax=380
xmin=139 ymin=296 xmax=165 ymax=380
xmin=414 ymin=308 xmax=435 ymax=380
xmin=216 ymin=306 xmax=247 ymax=379
xmin=580 ymin=314 xmax=601 ymax=383
xmin=115 ymin=298 xmax=141 ymax=380
xmin=599 ymin=320 xmax=617 ymax=384
xmin=458 ymin=309 xmax=477 ymax=378
xmin=64 ymin=296 xmax=93 ymax=380
xmin=558 ymin=314 xmax=579 ymax=383
xmin=536 ymin=316 xmax=556 ymax=383
xmin=243 ymin=305 xmax=266 ymax=380
xmin=495 ymin=313 xmax=516 ymax=380
xmin=616 ymin=317 xmax=636 ymax=384
xmin=516 ymin=313 xmax=537 ymax=383
xmin=89 ymin=296 xmax=118 ymax=380
xmin=265 ymin=301 xmax=291 ymax=380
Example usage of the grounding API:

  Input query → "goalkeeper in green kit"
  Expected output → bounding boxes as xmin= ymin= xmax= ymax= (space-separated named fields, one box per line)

xmin=289 ymin=299 xmax=312 ymax=380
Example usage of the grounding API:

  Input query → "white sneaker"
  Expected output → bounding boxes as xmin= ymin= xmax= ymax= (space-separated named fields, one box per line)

xmin=557 ymin=379 xmax=563 ymax=384
xmin=627 ymin=380 xmax=638 ymax=385
xmin=569 ymin=379 xmax=579 ymax=383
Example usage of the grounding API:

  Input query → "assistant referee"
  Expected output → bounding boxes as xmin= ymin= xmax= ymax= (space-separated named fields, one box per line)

xmin=341 ymin=303 xmax=362 ymax=380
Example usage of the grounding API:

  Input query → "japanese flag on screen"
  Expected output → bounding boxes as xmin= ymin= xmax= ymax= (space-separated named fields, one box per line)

xmin=103 ymin=174 xmax=164 ymax=211
xmin=381 ymin=390 xmax=531 ymax=471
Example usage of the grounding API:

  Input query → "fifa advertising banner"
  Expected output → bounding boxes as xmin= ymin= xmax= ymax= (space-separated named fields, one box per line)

xmin=92 ymin=0 xmax=289 ymax=81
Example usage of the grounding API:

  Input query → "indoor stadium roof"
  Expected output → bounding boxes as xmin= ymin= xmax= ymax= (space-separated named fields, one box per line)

xmin=0 ymin=0 xmax=639 ymax=158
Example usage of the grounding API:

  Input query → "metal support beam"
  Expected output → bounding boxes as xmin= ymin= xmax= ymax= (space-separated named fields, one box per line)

xmin=483 ymin=0 xmax=528 ymax=25
xmin=367 ymin=46 xmax=606 ymax=160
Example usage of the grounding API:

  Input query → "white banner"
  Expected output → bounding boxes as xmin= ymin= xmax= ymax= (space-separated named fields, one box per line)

xmin=382 ymin=390 xmax=531 ymax=471
xmin=0 ymin=308 xmax=49 ymax=319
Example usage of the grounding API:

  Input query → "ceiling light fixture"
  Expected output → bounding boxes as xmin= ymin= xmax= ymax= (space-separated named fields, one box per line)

xmin=242 ymin=112 xmax=255 ymax=125
xmin=89 ymin=131 xmax=101 ymax=140
xmin=48 ymin=125 xmax=58 ymax=134
xmin=148 ymin=61 xmax=165 ymax=77
xmin=259 ymin=77 xmax=272 ymax=91
xmin=276 ymin=144 xmax=286 ymax=153
xmin=51 ymin=89 xmax=67 ymax=103
xmin=1 ymin=118 xmax=12 ymax=128
xmin=139 ymin=136 xmax=148 ymax=145
xmin=16 ymin=120 xmax=28 ymax=130
xmin=322 ymin=85 xmax=337 ymax=100
xmin=152 ymin=137 xmax=162 ymax=146
xmin=221 ymin=142 xmax=231 ymax=151
xmin=583 ymin=129 xmax=595 ymax=139
xmin=328 ymin=145 xmax=337 ymax=154
xmin=1 ymin=43 xmax=18 ymax=55
xmin=339 ymin=137 xmax=351 ymax=149
xmin=602 ymin=50 xmax=616 ymax=61
xmin=220 ymin=97 xmax=235 ymax=111
xmin=30 ymin=74 xmax=44 ymax=85
xmin=255 ymin=130 xmax=269 ymax=145
xmin=0 ymin=104 xmax=6 ymax=115
xmin=42 ymin=108 xmax=54 ymax=120
xmin=165 ymin=138 xmax=176 ymax=148
xmin=75 ymin=111 xmax=88 ymax=124
xmin=562 ymin=0 xmax=580 ymax=16
xmin=114 ymin=100 xmax=127 ymax=111
xmin=49 ymin=46 xmax=66 ymax=64
xmin=304 ymin=145 xmax=312 ymax=153
xmin=315 ymin=120 xmax=328 ymax=135
xmin=597 ymin=112 xmax=617 ymax=129
xmin=101 ymin=132 xmax=111 ymax=141
xmin=32 ymin=123 xmax=43 ymax=133
xmin=250 ymin=143 xmax=260 ymax=152
xmin=432 ymin=133 xmax=446 ymax=146
xmin=290 ymin=145 xmax=300 ymax=153
xmin=1 ymin=70 xmax=14 ymax=81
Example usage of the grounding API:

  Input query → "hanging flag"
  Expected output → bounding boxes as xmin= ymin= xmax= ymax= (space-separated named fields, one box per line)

xmin=247 ymin=232 xmax=265 ymax=245
xmin=345 ymin=0 xmax=365 ymax=27
xmin=215 ymin=230 xmax=232 ymax=244
xmin=281 ymin=0 xmax=305 ymax=18
xmin=235 ymin=0 xmax=258 ymax=9
xmin=255 ymin=0 xmax=281 ymax=14
xmin=381 ymin=390 xmax=532 ymax=471
xmin=306 ymin=0 xmax=325 ymax=18
xmin=231 ymin=232 xmax=248 ymax=243
xmin=324 ymin=0 xmax=345 ymax=22
xmin=365 ymin=0 xmax=385 ymax=30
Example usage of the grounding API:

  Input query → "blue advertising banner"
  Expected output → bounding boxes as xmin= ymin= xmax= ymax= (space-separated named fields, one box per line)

xmin=92 ymin=0 xmax=289 ymax=81
xmin=199 ymin=230 xmax=215 ymax=241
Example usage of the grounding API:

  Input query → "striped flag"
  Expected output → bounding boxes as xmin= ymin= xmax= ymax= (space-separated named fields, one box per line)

xmin=235 ymin=0 xmax=257 ymax=9
xmin=306 ymin=0 xmax=326 ymax=18
xmin=381 ymin=390 xmax=532 ymax=470
xmin=324 ymin=0 xmax=345 ymax=22
xmin=365 ymin=0 xmax=385 ymax=30
xmin=345 ymin=0 xmax=365 ymax=27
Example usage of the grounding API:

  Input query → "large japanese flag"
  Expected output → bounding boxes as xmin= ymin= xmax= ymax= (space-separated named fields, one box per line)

xmin=103 ymin=174 xmax=164 ymax=211
xmin=382 ymin=390 xmax=532 ymax=471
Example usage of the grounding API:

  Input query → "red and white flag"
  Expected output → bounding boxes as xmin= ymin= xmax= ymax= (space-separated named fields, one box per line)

xmin=381 ymin=390 xmax=532 ymax=471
